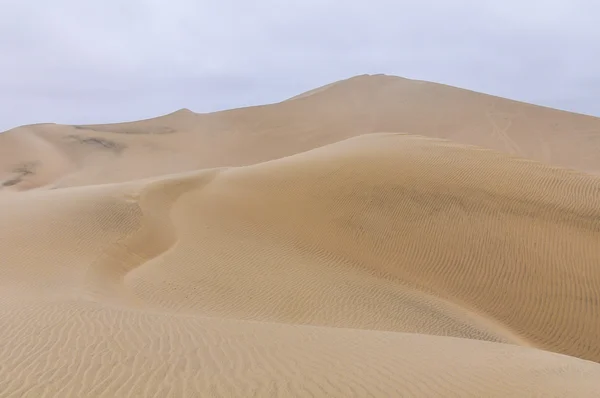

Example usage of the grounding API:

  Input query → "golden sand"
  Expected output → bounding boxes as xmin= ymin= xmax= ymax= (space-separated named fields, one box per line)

xmin=1 ymin=75 xmax=599 ymax=397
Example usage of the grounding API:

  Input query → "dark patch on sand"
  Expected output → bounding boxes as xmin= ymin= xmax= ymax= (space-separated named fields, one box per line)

xmin=1 ymin=161 xmax=39 ymax=187
xmin=65 ymin=135 xmax=126 ymax=153
xmin=73 ymin=125 xmax=176 ymax=134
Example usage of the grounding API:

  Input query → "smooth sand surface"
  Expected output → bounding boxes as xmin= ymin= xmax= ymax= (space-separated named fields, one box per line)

xmin=1 ymin=75 xmax=600 ymax=396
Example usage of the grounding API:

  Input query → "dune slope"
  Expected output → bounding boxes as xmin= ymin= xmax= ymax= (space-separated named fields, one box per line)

xmin=1 ymin=132 xmax=599 ymax=396
xmin=3 ymin=74 xmax=600 ymax=190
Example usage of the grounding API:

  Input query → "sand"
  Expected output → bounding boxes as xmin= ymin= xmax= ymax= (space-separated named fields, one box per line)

xmin=0 ymin=74 xmax=599 ymax=397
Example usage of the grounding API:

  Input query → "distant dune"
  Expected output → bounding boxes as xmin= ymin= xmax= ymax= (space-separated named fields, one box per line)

xmin=1 ymin=75 xmax=599 ymax=397
xmin=3 ymin=74 xmax=600 ymax=190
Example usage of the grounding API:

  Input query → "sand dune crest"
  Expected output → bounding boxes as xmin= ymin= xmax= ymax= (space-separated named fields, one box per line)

xmin=3 ymin=74 xmax=600 ymax=190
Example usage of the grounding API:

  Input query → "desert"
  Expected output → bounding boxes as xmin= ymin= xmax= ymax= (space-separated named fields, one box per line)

xmin=1 ymin=74 xmax=600 ymax=397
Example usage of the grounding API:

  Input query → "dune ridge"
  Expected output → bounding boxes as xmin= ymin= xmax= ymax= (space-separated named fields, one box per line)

xmin=1 ymin=76 xmax=600 ymax=396
xmin=3 ymin=74 xmax=600 ymax=191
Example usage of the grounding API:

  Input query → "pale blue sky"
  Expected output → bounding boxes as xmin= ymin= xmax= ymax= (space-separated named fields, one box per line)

xmin=1 ymin=0 xmax=598 ymax=131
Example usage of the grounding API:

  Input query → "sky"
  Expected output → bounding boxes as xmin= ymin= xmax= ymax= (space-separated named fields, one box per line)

xmin=1 ymin=0 xmax=599 ymax=131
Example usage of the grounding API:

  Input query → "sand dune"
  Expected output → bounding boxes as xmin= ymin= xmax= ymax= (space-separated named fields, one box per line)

xmin=1 ymin=76 xmax=600 ymax=396
xmin=3 ymin=74 xmax=600 ymax=190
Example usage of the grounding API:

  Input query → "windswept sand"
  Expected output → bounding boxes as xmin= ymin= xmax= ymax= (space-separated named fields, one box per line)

xmin=1 ymin=75 xmax=600 ymax=397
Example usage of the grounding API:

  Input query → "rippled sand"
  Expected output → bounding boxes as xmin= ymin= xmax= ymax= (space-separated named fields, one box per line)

xmin=1 ymin=75 xmax=599 ymax=397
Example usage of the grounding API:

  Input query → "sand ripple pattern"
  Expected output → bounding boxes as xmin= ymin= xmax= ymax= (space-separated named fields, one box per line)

xmin=1 ymin=133 xmax=600 ymax=396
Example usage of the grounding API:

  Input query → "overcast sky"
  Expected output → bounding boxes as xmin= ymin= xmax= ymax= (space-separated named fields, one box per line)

xmin=1 ymin=0 xmax=598 ymax=131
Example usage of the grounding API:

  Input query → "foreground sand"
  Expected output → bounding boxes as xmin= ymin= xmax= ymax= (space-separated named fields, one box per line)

xmin=1 ymin=76 xmax=600 ymax=396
